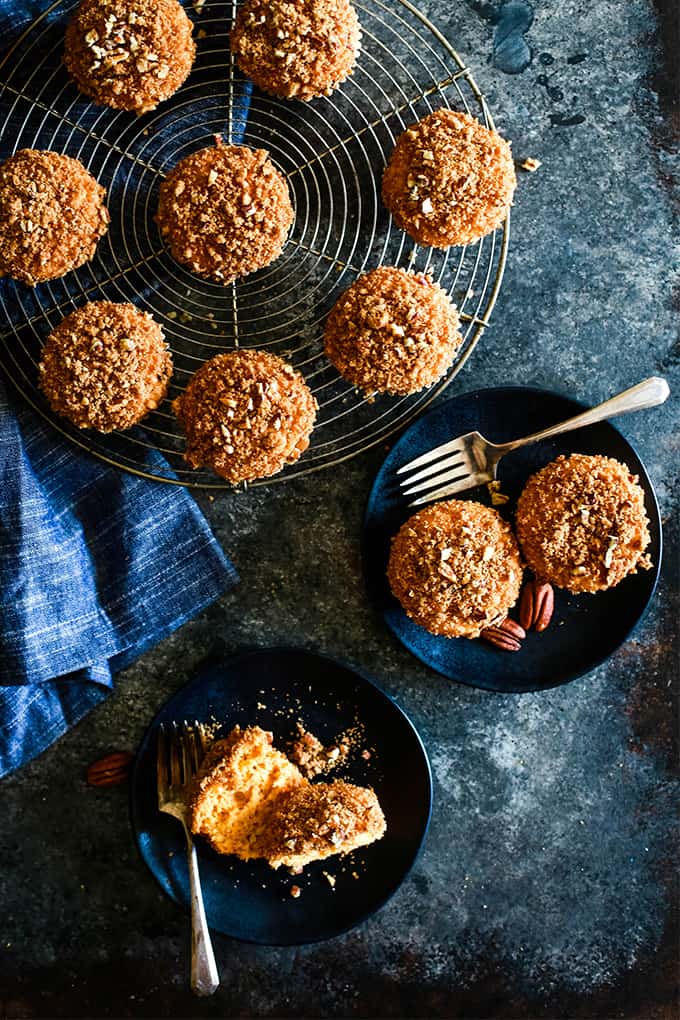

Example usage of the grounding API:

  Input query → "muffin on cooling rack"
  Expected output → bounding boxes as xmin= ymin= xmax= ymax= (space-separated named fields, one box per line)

xmin=173 ymin=350 xmax=317 ymax=483
xmin=0 ymin=149 xmax=109 ymax=286
xmin=387 ymin=500 xmax=523 ymax=638
xmin=382 ymin=109 xmax=516 ymax=248
xmin=230 ymin=0 xmax=361 ymax=101
xmin=64 ymin=0 xmax=195 ymax=115
xmin=38 ymin=301 xmax=172 ymax=432
xmin=157 ymin=141 xmax=294 ymax=283
xmin=516 ymin=454 xmax=653 ymax=594
xmin=324 ymin=266 xmax=463 ymax=395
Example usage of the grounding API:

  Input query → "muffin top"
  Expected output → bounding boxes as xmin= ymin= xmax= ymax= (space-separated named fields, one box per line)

xmin=324 ymin=266 xmax=462 ymax=395
xmin=173 ymin=349 xmax=317 ymax=483
xmin=387 ymin=499 xmax=523 ymax=638
xmin=157 ymin=143 xmax=294 ymax=283
xmin=382 ymin=109 xmax=516 ymax=248
xmin=38 ymin=301 xmax=172 ymax=432
xmin=0 ymin=149 xmax=109 ymax=285
xmin=516 ymin=453 xmax=653 ymax=593
xmin=230 ymin=0 xmax=361 ymax=101
xmin=64 ymin=0 xmax=195 ymax=114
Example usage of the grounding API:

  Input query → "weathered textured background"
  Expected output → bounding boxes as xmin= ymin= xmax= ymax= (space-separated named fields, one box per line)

xmin=1 ymin=0 xmax=678 ymax=1017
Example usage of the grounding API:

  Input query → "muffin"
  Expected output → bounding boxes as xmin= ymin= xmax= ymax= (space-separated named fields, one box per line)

xmin=382 ymin=109 xmax=516 ymax=248
xmin=230 ymin=0 xmax=361 ymax=101
xmin=324 ymin=266 xmax=462 ymax=395
xmin=173 ymin=349 xmax=317 ymax=483
xmin=64 ymin=0 xmax=195 ymax=114
xmin=157 ymin=142 xmax=294 ymax=282
xmin=515 ymin=454 xmax=653 ymax=593
xmin=190 ymin=725 xmax=386 ymax=870
xmin=0 ymin=149 xmax=109 ymax=286
xmin=388 ymin=500 xmax=523 ymax=638
xmin=38 ymin=301 xmax=172 ymax=431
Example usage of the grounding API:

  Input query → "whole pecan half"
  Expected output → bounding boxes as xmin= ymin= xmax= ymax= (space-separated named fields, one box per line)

xmin=481 ymin=617 xmax=526 ymax=652
xmin=519 ymin=578 xmax=555 ymax=633
xmin=86 ymin=751 xmax=134 ymax=788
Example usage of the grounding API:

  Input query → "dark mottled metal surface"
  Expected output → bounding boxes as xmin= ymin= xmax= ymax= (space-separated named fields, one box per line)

xmin=1 ymin=0 xmax=678 ymax=1017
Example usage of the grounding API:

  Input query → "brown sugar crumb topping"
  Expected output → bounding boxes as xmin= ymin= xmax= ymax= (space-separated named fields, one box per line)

xmin=288 ymin=722 xmax=365 ymax=779
xmin=387 ymin=499 xmax=522 ymax=639
xmin=157 ymin=142 xmax=294 ymax=283
xmin=324 ymin=266 xmax=462 ymax=396
xmin=64 ymin=0 xmax=195 ymax=114
xmin=173 ymin=349 xmax=317 ymax=484
xmin=0 ymin=149 xmax=109 ymax=286
xmin=231 ymin=0 xmax=361 ymax=101
xmin=516 ymin=453 xmax=653 ymax=594
xmin=382 ymin=108 xmax=517 ymax=248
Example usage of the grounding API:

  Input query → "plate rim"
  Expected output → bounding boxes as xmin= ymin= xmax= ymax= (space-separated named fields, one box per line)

xmin=361 ymin=383 xmax=664 ymax=694
xmin=128 ymin=644 xmax=434 ymax=946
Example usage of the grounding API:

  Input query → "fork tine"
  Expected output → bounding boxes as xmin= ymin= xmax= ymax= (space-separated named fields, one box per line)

xmin=179 ymin=723 xmax=193 ymax=783
xmin=408 ymin=470 xmax=493 ymax=506
xmin=400 ymin=452 xmax=470 ymax=491
xmin=156 ymin=724 xmax=169 ymax=803
xmin=169 ymin=721 xmax=183 ymax=787
xmin=396 ymin=436 xmax=469 ymax=476
xmin=402 ymin=465 xmax=471 ymax=497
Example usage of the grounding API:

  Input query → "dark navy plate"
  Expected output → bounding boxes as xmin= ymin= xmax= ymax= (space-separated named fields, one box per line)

xmin=129 ymin=648 xmax=432 ymax=945
xmin=362 ymin=386 xmax=662 ymax=693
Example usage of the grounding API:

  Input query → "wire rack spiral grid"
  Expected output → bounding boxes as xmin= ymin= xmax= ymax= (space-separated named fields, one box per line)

xmin=0 ymin=0 xmax=509 ymax=489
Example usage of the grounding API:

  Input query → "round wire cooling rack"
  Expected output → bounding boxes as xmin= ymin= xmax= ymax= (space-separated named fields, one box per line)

xmin=0 ymin=0 xmax=510 ymax=489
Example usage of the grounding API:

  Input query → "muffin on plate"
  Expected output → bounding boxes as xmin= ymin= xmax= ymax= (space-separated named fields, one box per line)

xmin=515 ymin=453 xmax=653 ymax=593
xmin=157 ymin=142 xmax=294 ymax=283
xmin=324 ymin=266 xmax=462 ymax=395
xmin=38 ymin=301 xmax=172 ymax=431
xmin=173 ymin=349 xmax=317 ymax=483
xmin=64 ymin=0 xmax=195 ymax=114
xmin=230 ymin=0 xmax=361 ymax=101
xmin=190 ymin=724 xmax=386 ymax=870
xmin=0 ymin=149 xmax=109 ymax=286
xmin=387 ymin=499 xmax=522 ymax=638
xmin=382 ymin=108 xmax=516 ymax=248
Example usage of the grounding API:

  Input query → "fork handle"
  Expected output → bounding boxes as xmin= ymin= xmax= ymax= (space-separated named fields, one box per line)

xmin=502 ymin=377 xmax=670 ymax=453
xmin=186 ymin=833 xmax=219 ymax=996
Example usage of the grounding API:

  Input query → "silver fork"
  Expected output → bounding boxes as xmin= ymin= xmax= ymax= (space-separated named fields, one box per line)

xmin=157 ymin=721 xmax=219 ymax=997
xmin=398 ymin=377 xmax=670 ymax=506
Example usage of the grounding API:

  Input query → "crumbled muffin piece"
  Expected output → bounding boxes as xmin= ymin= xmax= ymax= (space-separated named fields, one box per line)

xmin=156 ymin=142 xmax=294 ymax=283
xmin=0 ymin=149 xmax=109 ymax=286
xmin=516 ymin=454 xmax=653 ymax=593
xmin=38 ymin=301 xmax=172 ymax=432
xmin=64 ymin=0 xmax=195 ymax=114
xmin=388 ymin=499 xmax=523 ymax=638
xmin=173 ymin=350 xmax=317 ymax=483
xmin=261 ymin=781 xmax=386 ymax=871
xmin=324 ymin=266 xmax=462 ymax=395
xmin=231 ymin=0 xmax=361 ymax=101
xmin=382 ymin=109 xmax=516 ymax=247
xmin=189 ymin=725 xmax=386 ymax=871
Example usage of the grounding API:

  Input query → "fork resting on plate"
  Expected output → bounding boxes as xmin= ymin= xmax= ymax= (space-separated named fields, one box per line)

xmin=398 ymin=377 xmax=670 ymax=506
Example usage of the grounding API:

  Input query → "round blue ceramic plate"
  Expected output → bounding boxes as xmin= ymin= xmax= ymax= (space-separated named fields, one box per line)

xmin=362 ymin=386 xmax=662 ymax=693
xmin=129 ymin=648 xmax=432 ymax=945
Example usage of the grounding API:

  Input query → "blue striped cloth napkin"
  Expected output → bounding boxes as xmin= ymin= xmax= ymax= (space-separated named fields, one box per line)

xmin=0 ymin=0 xmax=246 ymax=777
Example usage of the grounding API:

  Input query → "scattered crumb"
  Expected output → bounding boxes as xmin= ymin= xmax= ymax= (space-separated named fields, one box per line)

xmin=323 ymin=871 xmax=336 ymax=888
xmin=290 ymin=885 xmax=301 ymax=898
xmin=487 ymin=480 xmax=510 ymax=506
xmin=520 ymin=157 xmax=542 ymax=172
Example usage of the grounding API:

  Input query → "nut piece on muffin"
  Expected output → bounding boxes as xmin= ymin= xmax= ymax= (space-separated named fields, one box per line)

xmin=190 ymin=724 xmax=386 ymax=870
xmin=64 ymin=0 xmax=195 ymax=114
xmin=157 ymin=142 xmax=294 ymax=283
xmin=230 ymin=0 xmax=361 ymax=101
xmin=516 ymin=453 xmax=653 ymax=594
xmin=0 ymin=149 xmax=109 ymax=286
xmin=38 ymin=301 xmax=172 ymax=432
xmin=382 ymin=109 xmax=517 ymax=248
xmin=324 ymin=266 xmax=462 ymax=395
xmin=173 ymin=349 xmax=317 ymax=483
xmin=388 ymin=500 xmax=522 ymax=638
